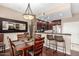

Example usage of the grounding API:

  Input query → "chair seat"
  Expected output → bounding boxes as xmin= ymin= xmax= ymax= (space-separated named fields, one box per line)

xmin=47 ymin=35 xmax=54 ymax=40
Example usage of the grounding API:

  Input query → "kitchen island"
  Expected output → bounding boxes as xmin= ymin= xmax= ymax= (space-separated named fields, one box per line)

xmin=35 ymin=32 xmax=71 ymax=55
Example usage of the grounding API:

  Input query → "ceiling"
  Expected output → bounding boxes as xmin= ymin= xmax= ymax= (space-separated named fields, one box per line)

xmin=0 ymin=3 xmax=79 ymax=21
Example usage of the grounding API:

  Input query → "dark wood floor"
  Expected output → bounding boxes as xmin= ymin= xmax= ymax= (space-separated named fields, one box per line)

xmin=0 ymin=47 xmax=79 ymax=56
xmin=43 ymin=47 xmax=69 ymax=56
xmin=71 ymin=50 xmax=79 ymax=56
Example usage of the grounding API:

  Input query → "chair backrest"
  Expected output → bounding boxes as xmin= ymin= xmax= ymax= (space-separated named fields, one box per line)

xmin=33 ymin=38 xmax=44 ymax=56
xmin=47 ymin=34 xmax=54 ymax=40
xmin=17 ymin=34 xmax=25 ymax=41
xmin=54 ymin=35 xmax=64 ymax=42
xmin=17 ymin=33 xmax=30 ymax=41
xmin=7 ymin=37 xmax=16 ymax=56
xmin=35 ymin=34 xmax=41 ymax=39
xmin=24 ymin=32 xmax=29 ymax=37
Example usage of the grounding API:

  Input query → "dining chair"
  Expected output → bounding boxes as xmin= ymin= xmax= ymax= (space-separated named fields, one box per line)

xmin=28 ymin=37 xmax=44 ymax=56
xmin=17 ymin=33 xmax=30 ymax=41
xmin=7 ymin=37 xmax=23 ymax=56
xmin=17 ymin=34 xmax=26 ymax=41
xmin=46 ymin=34 xmax=56 ymax=54
xmin=35 ymin=34 xmax=41 ymax=38
xmin=54 ymin=35 xmax=66 ymax=55
xmin=0 ymin=33 xmax=5 ymax=53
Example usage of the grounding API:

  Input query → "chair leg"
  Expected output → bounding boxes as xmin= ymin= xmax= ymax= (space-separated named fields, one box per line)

xmin=49 ymin=40 xmax=50 ymax=49
xmin=3 ymin=45 xmax=5 ymax=53
xmin=2 ymin=46 xmax=4 ymax=53
xmin=41 ymin=51 xmax=42 ymax=56
xmin=56 ymin=42 xmax=58 ymax=56
xmin=55 ymin=41 xmax=57 ymax=52
xmin=64 ymin=42 xmax=66 ymax=56
xmin=46 ymin=40 xmax=50 ymax=56
xmin=53 ymin=41 xmax=58 ymax=55
xmin=46 ymin=40 xmax=48 ymax=55
xmin=53 ymin=41 xmax=56 ymax=55
xmin=41 ymin=48 xmax=43 ymax=56
xmin=56 ymin=42 xmax=57 ymax=52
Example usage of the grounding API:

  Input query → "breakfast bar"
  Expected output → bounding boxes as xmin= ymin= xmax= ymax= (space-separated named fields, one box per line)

xmin=36 ymin=32 xmax=71 ymax=55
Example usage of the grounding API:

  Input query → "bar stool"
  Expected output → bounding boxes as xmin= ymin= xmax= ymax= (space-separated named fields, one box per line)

xmin=46 ymin=34 xmax=56 ymax=55
xmin=54 ymin=35 xmax=66 ymax=55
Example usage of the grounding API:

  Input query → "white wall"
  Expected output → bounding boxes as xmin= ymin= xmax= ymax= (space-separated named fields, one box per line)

xmin=0 ymin=5 xmax=31 ymax=33
xmin=0 ymin=5 xmax=31 ymax=49
xmin=62 ymin=14 xmax=79 ymax=51
xmin=62 ymin=14 xmax=79 ymax=44
xmin=62 ymin=22 xmax=79 ymax=44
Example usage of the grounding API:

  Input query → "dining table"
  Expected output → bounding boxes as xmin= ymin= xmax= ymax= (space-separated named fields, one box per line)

xmin=13 ymin=39 xmax=34 ymax=56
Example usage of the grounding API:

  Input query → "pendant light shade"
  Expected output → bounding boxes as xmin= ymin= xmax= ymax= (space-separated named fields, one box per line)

xmin=23 ymin=3 xmax=35 ymax=20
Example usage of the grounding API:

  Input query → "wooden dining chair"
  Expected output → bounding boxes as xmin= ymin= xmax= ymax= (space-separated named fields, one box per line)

xmin=17 ymin=34 xmax=26 ymax=41
xmin=7 ymin=37 xmax=23 ymax=56
xmin=28 ymin=37 xmax=44 ymax=56
xmin=35 ymin=34 xmax=41 ymax=38
xmin=0 ymin=33 xmax=5 ymax=53
xmin=17 ymin=33 xmax=30 ymax=41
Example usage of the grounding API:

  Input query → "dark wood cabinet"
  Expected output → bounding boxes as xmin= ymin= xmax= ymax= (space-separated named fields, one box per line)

xmin=52 ymin=20 xmax=61 ymax=25
xmin=37 ymin=19 xmax=61 ymax=33
xmin=37 ymin=20 xmax=48 ymax=32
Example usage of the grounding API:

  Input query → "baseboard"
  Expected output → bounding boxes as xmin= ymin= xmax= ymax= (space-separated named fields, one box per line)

xmin=71 ymin=43 xmax=79 ymax=51
xmin=44 ymin=45 xmax=71 ymax=55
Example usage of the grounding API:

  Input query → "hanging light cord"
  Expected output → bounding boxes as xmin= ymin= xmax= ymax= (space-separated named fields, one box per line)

xmin=24 ymin=3 xmax=33 ymax=15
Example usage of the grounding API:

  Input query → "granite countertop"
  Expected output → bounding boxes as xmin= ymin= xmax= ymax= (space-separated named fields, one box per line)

xmin=36 ymin=32 xmax=71 ymax=35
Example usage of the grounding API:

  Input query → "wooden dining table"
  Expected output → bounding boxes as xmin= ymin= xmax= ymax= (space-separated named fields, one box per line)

xmin=13 ymin=40 xmax=34 ymax=56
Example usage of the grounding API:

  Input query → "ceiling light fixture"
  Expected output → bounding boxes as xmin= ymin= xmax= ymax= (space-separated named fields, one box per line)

xmin=23 ymin=3 xmax=35 ymax=20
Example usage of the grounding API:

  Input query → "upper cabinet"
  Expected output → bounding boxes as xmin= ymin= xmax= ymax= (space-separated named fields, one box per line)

xmin=0 ymin=17 xmax=28 ymax=33
xmin=52 ymin=20 xmax=62 ymax=33
xmin=37 ymin=20 xmax=47 ymax=32
xmin=36 ymin=19 xmax=62 ymax=33
xmin=52 ymin=20 xmax=61 ymax=25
